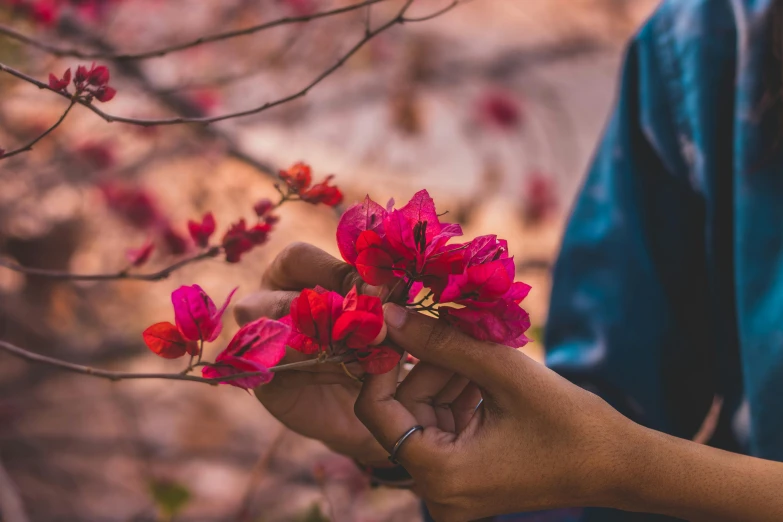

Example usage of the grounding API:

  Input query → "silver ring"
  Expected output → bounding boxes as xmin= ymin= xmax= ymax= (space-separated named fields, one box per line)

xmin=388 ymin=425 xmax=423 ymax=464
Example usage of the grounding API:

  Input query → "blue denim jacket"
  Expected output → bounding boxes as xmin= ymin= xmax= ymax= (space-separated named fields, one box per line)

xmin=428 ymin=1 xmax=783 ymax=521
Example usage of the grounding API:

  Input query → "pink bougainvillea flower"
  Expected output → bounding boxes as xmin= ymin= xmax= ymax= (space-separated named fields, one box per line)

xmin=332 ymin=286 xmax=384 ymax=348
xmin=188 ymin=212 xmax=216 ymax=248
xmin=143 ymin=321 xmax=199 ymax=359
xmin=441 ymin=299 xmax=531 ymax=348
xmin=280 ymin=314 xmax=321 ymax=354
xmin=439 ymin=258 xmax=515 ymax=303
xmin=172 ymin=284 xmax=238 ymax=342
xmin=202 ymin=317 xmax=291 ymax=389
xmin=289 ymin=287 xmax=344 ymax=347
xmin=354 ymin=230 xmax=399 ymax=286
xmin=336 ymin=195 xmax=388 ymax=265
xmin=356 ymin=345 xmax=401 ymax=374
xmin=201 ymin=356 xmax=272 ymax=389
xmin=126 ymin=240 xmax=154 ymax=267
xmin=48 ymin=68 xmax=71 ymax=92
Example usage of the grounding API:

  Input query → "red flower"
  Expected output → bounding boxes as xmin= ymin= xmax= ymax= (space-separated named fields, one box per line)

xmin=356 ymin=345 xmax=401 ymax=374
xmin=477 ymin=90 xmax=523 ymax=131
xmin=290 ymin=287 xmax=344 ymax=347
xmin=126 ymin=240 xmax=154 ymax=267
xmin=523 ymin=172 xmax=558 ymax=223
xmin=201 ymin=317 xmax=290 ymax=389
xmin=221 ymin=219 xmax=269 ymax=263
xmin=253 ymin=198 xmax=273 ymax=217
xmin=337 ymin=190 xmax=464 ymax=288
xmin=279 ymin=162 xmax=312 ymax=192
xmin=48 ymin=68 xmax=71 ymax=92
xmin=100 ymin=183 xmax=163 ymax=230
xmin=172 ymin=284 xmax=237 ymax=343
xmin=300 ymin=175 xmax=343 ymax=206
xmin=188 ymin=212 xmax=216 ymax=248
xmin=94 ymin=85 xmax=116 ymax=102
xmin=441 ymin=299 xmax=531 ymax=348
xmin=76 ymin=141 xmax=115 ymax=169
xmin=278 ymin=162 xmax=343 ymax=207
xmin=143 ymin=321 xmax=199 ymax=359
xmin=161 ymin=225 xmax=189 ymax=255
xmin=73 ymin=63 xmax=116 ymax=103
xmin=332 ymin=286 xmax=384 ymax=348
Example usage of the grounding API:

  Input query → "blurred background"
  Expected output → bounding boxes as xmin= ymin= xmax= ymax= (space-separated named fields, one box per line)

xmin=0 ymin=0 xmax=657 ymax=520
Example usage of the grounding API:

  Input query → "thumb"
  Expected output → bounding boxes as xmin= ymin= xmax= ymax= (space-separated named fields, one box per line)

xmin=382 ymin=303 xmax=526 ymax=396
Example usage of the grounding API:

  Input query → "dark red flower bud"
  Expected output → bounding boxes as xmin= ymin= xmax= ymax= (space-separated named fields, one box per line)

xmin=87 ymin=65 xmax=110 ymax=86
xmin=253 ymin=198 xmax=273 ymax=217
xmin=94 ymin=85 xmax=116 ymax=103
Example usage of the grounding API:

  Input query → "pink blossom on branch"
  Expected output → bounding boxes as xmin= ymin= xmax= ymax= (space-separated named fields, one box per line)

xmin=202 ymin=317 xmax=290 ymax=388
xmin=171 ymin=284 xmax=237 ymax=343
xmin=187 ymin=212 xmax=216 ymax=248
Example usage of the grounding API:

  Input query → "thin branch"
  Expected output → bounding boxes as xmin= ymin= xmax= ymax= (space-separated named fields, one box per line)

xmin=402 ymin=0 xmax=461 ymax=23
xmin=0 ymin=457 xmax=29 ymax=522
xmin=0 ymin=247 xmax=221 ymax=282
xmin=0 ymin=99 xmax=76 ymax=159
xmin=0 ymin=339 xmax=349 ymax=384
xmin=0 ymin=0 xmax=427 ymax=127
xmin=0 ymin=0 xmax=389 ymax=61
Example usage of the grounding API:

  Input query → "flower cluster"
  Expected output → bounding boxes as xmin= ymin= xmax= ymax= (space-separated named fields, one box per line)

xmin=100 ymin=163 xmax=339 ymax=269
xmin=142 ymin=285 xmax=289 ymax=389
xmin=337 ymin=190 xmax=531 ymax=347
xmin=49 ymin=63 xmax=117 ymax=103
xmin=278 ymin=162 xmax=343 ymax=207
xmin=281 ymin=286 xmax=400 ymax=374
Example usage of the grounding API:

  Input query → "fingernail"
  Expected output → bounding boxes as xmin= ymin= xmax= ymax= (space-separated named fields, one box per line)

xmin=383 ymin=303 xmax=407 ymax=329
xmin=366 ymin=285 xmax=389 ymax=300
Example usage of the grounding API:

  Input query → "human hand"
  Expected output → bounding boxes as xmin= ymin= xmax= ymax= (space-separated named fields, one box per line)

xmin=234 ymin=242 xmax=394 ymax=466
xmin=354 ymin=303 xmax=634 ymax=520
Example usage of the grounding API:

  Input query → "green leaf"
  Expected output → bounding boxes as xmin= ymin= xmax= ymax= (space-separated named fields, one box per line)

xmin=149 ymin=479 xmax=191 ymax=519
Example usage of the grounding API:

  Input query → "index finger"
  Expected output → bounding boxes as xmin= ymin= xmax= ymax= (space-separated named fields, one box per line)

xmin=383 ymin=303 xmax=529 ymax=398
xmin=262 ymin=242 xmax=384 ymax=297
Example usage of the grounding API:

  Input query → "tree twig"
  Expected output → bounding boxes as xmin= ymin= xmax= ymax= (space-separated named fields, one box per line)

xmin=0 ymin=247 xmax=221 ymax=282
xmin=0 ymin=339 xmax=349 ymax=384
xmin=0 ymin=99 xmax=76 ymax=159
xmin=0 ymin=0 xmax=389 ymax=61
xmin=0 ymin=0 xmax=424 ymax=128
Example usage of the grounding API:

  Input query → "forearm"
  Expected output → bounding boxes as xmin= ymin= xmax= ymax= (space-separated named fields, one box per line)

xmin=612 ymin=424 xmax=783 ymax=521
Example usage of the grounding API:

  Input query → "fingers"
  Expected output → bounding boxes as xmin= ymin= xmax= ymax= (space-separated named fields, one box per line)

xmin=355 ymin=367 xmax=445 ymax=467
xmin=235 ymin=290 xmax=298 ymax=325
xmin=395 ymin=362 xmax=456 ymax=429
xmin=382 ymin=303 xmax=525 ymax=396
xmin=261 ymin=242 xmax=383 ymax=297
xmin=451 ymin=382 xmax=483 ymax=433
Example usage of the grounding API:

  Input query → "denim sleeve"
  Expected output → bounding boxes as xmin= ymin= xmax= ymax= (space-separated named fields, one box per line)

xmin=544 ymin=23 xmax=719 ymax=440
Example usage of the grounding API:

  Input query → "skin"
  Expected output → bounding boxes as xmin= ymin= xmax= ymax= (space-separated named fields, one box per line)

xmin=238 ymin=243 xmax=783 ymax=521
